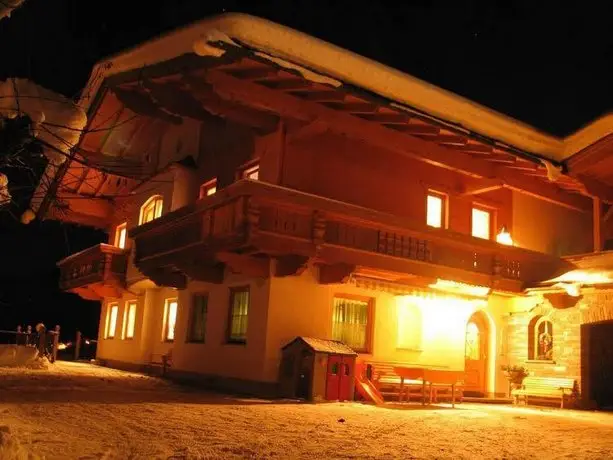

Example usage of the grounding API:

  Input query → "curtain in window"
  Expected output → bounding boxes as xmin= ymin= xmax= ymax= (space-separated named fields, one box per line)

xmin=332 ymin=298 xmax=369 ymax=350
xmin=229 ymin=289 xmax=249 ymax=342
xmin=189 ymin=295 xmax=208 ymax=342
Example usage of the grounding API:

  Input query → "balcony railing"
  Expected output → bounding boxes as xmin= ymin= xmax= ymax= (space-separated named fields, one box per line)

xmin=58 ymin=243 xmax=128 ymax=292
xmin=129 ymin=180 xmax=572 ymax=290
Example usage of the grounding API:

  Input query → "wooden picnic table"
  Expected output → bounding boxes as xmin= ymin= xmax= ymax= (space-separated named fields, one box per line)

xmin=393 ymin=366 xmax=464 ymax=408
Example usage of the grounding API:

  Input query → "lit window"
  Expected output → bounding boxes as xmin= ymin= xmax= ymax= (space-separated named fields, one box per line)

xmin=396 ymin=300 xmax=422 ymax=350
xmin=228 ymin=287 xmax=249 ymax=343
xmin=472 ymin=207 xmax=491 ymax=240
xmin=163 ymin=299 xmax=178 ymax=342
xmin=426 ymin=193 xmax=445 ymax=228
xmin=528 ymin=316 xmax=553 ymax=361
xmin=105 ymin=304 xmax=118 ymax=339
xmin=122 ymin=301 xmax=137 ymax=339
xmin=199 ymin=179 xmax=217 ymax=199
xmin=242 ymin=164 xmax=259 ymax=181
xmin=332 ymin=296 xmax=372 ymax=352
xmin=187 ymin=294 xmax=208 ymax=342
xmin=139 ymin=195 xmax=163 ymax=225
xmin=114 ymin=222 xmax=127 ymax=249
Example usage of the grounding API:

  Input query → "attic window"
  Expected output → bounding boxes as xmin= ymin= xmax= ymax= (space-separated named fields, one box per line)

xmin=199 ymin=178 xmax=217 ymax=198
xmin=242 ymin=164 xmax=259 ymax=181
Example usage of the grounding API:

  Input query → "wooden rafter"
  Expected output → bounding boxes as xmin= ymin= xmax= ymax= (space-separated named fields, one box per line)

xmin=358 ymin=113 xmax=410 ymax=124
xmin=296 ymin=90 xmax=346 ymax=102
xmin=327 ymin=102 xmax=378 ymax=114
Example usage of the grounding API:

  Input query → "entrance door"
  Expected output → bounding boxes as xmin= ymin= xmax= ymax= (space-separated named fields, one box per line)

xmin=464 ymin=311 xmax=489 ymax=396
xmin=582 ymin=321 xmax=613 ymax=409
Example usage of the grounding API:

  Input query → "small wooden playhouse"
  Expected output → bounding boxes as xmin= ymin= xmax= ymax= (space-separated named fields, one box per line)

xmin=279 ymin=337 xmax=357 ymax=402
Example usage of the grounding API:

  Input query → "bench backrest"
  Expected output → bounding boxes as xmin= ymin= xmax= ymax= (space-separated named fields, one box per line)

xmin=523 ymin=376 xmax=575 ymax=390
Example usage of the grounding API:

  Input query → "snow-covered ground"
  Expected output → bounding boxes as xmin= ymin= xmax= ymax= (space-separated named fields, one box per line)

xmin=1 ymin=362 xmax=613 ymax=459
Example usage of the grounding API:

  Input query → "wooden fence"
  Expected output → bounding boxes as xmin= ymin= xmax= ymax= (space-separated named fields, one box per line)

xmin=0 ymin=324 xmax=61 ymax=363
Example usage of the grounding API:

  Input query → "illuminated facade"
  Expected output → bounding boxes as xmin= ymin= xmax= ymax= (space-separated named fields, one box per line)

xmin=35 ymin=14 xmax=613 ymax=405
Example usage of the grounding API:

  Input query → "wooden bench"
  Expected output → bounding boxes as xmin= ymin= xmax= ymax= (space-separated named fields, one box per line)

xmin=150 ymin=351 xmax=173 ymax=376
xmin=511 ymin=377 xmax=576 ymax=408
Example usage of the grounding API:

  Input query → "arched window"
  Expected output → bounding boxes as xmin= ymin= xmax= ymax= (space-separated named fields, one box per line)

xmin=139 ymin=195 xmax=163 ymax=225
xmin=528 ymin=315 xmax=553 ymax=361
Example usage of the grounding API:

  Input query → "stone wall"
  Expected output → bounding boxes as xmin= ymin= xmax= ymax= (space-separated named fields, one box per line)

xmin=506 ymin=299 xmax=581 ymax=392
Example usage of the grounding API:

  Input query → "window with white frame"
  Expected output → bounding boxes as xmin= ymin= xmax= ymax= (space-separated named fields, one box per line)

xmin=331 ymin=296 xmax=372 ymax=352
xmin=139 ymin=195 xmax=163 ymax=225
xmin=122 ymin=301 xmax=137 ymax=339
xmin=114 ymin=222 xmax=127 ymax=249
xmin=426 ymin=192 xmax=446 ymax=229
xmin=199 ymin=178 xmax=217 ymax=198
xmin=227 ymin=287 xmax=249 ymax=343
xmin=471 ymin=206 xmax=492 ymax=240
xmin=163 ymin=299 xmax=178 ymax=342
xmin=241 ymin=163 xmax=259 ymax=181
xmin=105 ymin=304 xmax=119 ymax=339
xmin=187 ymin=294 xmax=208 ymax=343
xmin=396 ymin=300 xmax=422 ymax=350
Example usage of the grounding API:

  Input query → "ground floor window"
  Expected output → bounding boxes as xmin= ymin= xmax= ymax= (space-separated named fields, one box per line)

xmin=528 ymin=315 xmax=553 ymax=360
xmin=396 ymin=300 xmax=422 ymax=350
xmin=122 ymin=301 xmax=137 ymax=339
xmin=187 ymin=294 xmax=208 ymax=343
xmin=105 ymin=304 xmax=118 ymax=339
xmin=332 ymin=296 xmax=372 ymax=352
xmin=228 ymin=287 xmax=249 ymax=343
xmin=164 ymin=299 xmax=178 ymax=342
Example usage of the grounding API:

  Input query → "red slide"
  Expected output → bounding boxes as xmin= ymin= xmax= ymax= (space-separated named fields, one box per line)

xmin=354 ymin=362 xmax=384 ymax=405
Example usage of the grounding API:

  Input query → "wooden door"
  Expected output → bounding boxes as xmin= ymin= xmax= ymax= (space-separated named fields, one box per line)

xmin=325 ymin=355 xmax=342 ymax=400
xmin=464 ymin=312 xmax=489 ymax=396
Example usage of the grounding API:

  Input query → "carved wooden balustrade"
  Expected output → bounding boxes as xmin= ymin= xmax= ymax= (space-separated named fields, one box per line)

xmin=57 ymin=244 xmax=129 ymax=299
xmin=129 ymin=180 xmax=571 ymax=291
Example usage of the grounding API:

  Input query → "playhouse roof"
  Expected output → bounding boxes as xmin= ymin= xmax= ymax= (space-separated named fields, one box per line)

xmin=283 ymin=337 xmax=358 ymax=356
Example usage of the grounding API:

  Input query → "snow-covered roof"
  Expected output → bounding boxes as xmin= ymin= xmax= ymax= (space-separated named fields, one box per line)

xmin=80 ymin=13 xmax=612 ymax=163
xmin=282 ymin=337 xmax=357 ymax=356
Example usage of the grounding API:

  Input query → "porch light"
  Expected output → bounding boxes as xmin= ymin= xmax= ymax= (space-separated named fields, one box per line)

xmin=428 ymin=278 xmax=491 ymax=298
xmin=496 ymin=225 xmax=513 ymax=246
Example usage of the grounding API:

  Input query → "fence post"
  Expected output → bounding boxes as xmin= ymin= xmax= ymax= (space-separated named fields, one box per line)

xmin=52 ymin=325 xmax=60 ymax=363
xmin=37 ymin=324 xmax=46 ymax=357
xmin=75 ymin=330 xmax=81 ymax=361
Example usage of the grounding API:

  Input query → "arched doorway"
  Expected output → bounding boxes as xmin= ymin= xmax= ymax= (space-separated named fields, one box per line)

xmin=464 ymin=310 xmax=490 ymax=396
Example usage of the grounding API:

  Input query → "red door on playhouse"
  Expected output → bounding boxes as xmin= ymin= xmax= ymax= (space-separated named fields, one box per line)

xmin=326 ymin=355 xmax=342 ymax=400
xmin=326 ymin=355 xmax=354 ymax=401
xmin=338 ymin=356 xmax=353 ymax=401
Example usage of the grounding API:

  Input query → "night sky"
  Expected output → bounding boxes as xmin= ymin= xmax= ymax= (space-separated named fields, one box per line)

xmin=0 ymin=1 xmax=611 ymax=340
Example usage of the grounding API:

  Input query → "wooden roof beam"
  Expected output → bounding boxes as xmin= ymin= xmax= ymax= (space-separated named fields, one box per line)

xmin=453 ymin=143 xmax=493 ymax=154
xmin=357 ymin=113 xmax=410 ymax=124
xmin=182 ymin=75 xmax=280 ymax=132
xmin=430 ymin=134 xmax=467 ymax=146
xmin=293 ymin=90 xmax=346 ymax=102
xmin=392 ymin=124 xmax=440 ymax=136
xmin=227 ymin=67 xmax=277 ymax=80
xmin=575 ymin=174 xmax=613 ymax=204
xmin=261 ymin=79 xmax=312 ymax=91
xmin=204 ymin=70 xmax=590 ymax=212
xmin=327 ymin=102 xmax=378 ymax=114
xmin=461 ymin=179 xmax=504 ymax=196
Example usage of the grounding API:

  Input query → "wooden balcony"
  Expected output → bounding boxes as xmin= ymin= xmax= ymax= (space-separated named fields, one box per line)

xmin=57 ymin=244 xmax=129 ymax=300
xmin=129 ymin=180 xmax=573 ymax=293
